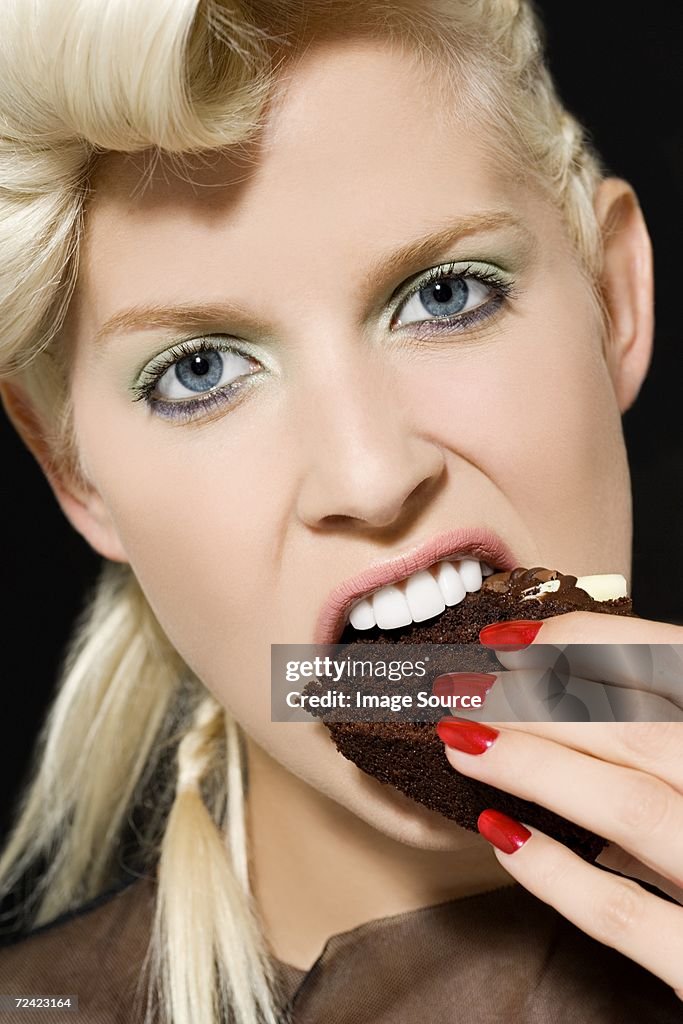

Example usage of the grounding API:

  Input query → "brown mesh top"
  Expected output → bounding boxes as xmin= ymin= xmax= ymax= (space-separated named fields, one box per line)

xmin=0 ymin=872 xmax=681 ymax=1022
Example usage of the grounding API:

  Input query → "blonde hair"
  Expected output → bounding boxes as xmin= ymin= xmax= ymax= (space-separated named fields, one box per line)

xmin=0 ymin=1 xmax=612 ymax=1021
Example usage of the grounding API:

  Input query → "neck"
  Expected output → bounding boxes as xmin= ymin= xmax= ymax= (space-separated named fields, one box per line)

xmin=244 ymin=736 xmax=514 ymax=971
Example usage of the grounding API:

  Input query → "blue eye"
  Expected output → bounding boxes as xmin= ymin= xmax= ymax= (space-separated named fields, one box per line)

xmin=392 ymin=261 xmax=514 ymax=334
xmin=131 ymin=337 xmax=262 ymax=421
xmin=170 ymin=350 xmax=224 ymax=394
xmin=157 ymin=347 xmax=253 ymax=400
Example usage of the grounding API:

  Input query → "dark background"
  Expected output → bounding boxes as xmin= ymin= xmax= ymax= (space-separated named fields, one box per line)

xmin=1 ymin=2 xmax=682 ymax=834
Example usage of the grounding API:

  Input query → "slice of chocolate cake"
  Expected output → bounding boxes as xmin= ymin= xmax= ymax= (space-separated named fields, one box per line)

xmin=312 ymin=567 xmax=634 ymax=863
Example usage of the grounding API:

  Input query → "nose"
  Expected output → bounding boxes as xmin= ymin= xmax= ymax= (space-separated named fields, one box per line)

xmin=294 ymin=349 xmax=445 ymax=530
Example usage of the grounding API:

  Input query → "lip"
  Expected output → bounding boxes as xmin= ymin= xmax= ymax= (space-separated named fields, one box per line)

xmin=313 ymin=527 xmax=519 ymax=645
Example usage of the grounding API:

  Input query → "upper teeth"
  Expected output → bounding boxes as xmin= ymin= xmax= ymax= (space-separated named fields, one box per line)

xmin=346 ymin=558 xmax=496 ymax=632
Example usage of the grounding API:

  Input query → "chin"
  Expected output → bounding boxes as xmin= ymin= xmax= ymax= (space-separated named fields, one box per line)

xmin=294 ymin=718 xmax=480 ymax=852
xmin=336 ymin=761 xmax=484 ymax=853
xmin=369 ymin=811 xmax=483 ymax=853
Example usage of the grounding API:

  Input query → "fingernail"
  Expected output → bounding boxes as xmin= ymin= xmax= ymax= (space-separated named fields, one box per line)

xmin=431 ymin=672 xmax=497 ymax=699
xmin=435 ymin=717 xmax=499 ymax=754
xmin=479 ymin=619 xmax=543 ymax=651
xmin=477 ymin=809 xmax=532 ymax=854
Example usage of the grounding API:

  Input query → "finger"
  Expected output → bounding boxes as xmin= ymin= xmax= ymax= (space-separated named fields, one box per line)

xmin=454 ymin=669 xmax=683 ymax=724
xmin=497 ymin=722 xmax=683 ymax=791
xmin=595 ymin=843 xmax=683 ymax=904
xmin=478 ymin=819 xmax=683 ymax=997
xmin=496 ymin=644 xmax=683 ymax=710
xmin=502 ymin=610 xmax=683 ymax=644
xmin=438 ymin=723 xmax=683 ymax=887
xmin=487 ymin=612 xmax=683 ymax=706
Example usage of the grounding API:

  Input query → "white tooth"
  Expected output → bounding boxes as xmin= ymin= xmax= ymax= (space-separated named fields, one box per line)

xmin=455 ymin=557 xmax=483 ymax=592
xmin=481 ymin=562 xmax=496 ymax=576
xmin=348 ymin=597 xmax=377 ymax=630
xmin=403 ymin=569 xmax=446 ymax=623
xmin=434 ymin=560 xmax=467 ymax=606
xmin=371 ymin=584 xmax=413 ymax=630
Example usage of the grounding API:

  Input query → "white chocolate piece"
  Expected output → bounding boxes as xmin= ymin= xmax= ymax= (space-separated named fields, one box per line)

xmin=521 ymin=579 xmax=560 ymax=599
xmin=520 ymin=573 xmax=628 ymax=602
xmin=574 ymin=574 xmax=628 ymax=601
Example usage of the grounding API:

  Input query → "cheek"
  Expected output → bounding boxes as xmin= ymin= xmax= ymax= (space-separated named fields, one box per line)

xmin=405 ymin=285 xmax=627 ymax=556
xmin=71 ymin=382 xmax=292 ymax=705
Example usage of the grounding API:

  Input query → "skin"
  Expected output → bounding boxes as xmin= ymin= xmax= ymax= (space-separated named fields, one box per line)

xmin=4 ymin=39 xmax=682 ymax=990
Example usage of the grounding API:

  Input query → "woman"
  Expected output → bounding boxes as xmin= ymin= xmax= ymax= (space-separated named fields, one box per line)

xmin=0 ymin=0 xmax=681 ymax=1022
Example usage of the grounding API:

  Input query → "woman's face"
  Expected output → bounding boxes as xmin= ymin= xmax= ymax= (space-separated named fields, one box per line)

xmin=61 ymin=39 xmax=635 ymax=849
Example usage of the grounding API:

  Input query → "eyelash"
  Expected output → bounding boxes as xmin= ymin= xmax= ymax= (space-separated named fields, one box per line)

xmin=130 ymin=336 xmax=258 ymax=422
xmin=396 ymin=261 xmax=514 ymax=337
xmin=130 ymin=261 xmax=515 ymax=423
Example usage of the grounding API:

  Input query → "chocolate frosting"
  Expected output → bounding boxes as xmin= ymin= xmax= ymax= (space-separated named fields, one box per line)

xmin=482 ymin=566 xmax=595 ymax=608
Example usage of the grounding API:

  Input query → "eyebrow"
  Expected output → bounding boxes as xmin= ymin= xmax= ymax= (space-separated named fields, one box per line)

xmin=93 ymin=210 xmax=533 ymax=347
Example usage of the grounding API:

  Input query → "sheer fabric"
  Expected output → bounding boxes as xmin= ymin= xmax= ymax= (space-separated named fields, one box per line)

xmin=0 ymin=873 xmax=681 ymax=1022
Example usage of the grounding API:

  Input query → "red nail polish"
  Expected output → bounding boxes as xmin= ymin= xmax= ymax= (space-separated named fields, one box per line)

xmin=477 ymin=809 xmax=532 ymax=854
xmin=479 ymin=619 xmax=543 ymax=651
xmin=436 ymin=717 xmax=499 ymax=754
xmin=431 ymin=672 xmax=497 ymax=699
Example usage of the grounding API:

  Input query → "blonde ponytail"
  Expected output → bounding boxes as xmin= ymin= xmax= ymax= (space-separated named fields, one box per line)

xmin=138 ymin=695 xmax=282 ymax=1024
xmin=0 ymin=560 xmax=184 ymax=924
xmin=0 ymin=559 xmax=284 ymax=1024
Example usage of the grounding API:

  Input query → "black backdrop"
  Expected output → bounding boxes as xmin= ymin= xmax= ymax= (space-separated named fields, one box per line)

xmin=1 ymin=1 xmax=682 ymax=832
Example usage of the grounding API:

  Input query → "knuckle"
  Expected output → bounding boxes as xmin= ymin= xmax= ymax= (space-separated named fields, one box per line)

xmin=532 ymin=845 xmax=572 ymax=891
xmin=532 ymin=610 xmax=590 ymax=646
xmin=617 ymin=722 xmax=681 ymax=764
xmin=613 ymin=773 xmax=671 ymax=834
xmin=503 ymin=741 xmax=552 ymax=795
xmin=552 ymin=610 xmax=593 ymax=633
xmin=593 ymin=878 xmax=644 ymax=945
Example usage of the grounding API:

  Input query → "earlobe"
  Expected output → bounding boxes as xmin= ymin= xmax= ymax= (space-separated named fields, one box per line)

xmin=593 ymin=177 xmax=654 ymax=414
xmin=0 ymin=380 xmax=129 ymax=564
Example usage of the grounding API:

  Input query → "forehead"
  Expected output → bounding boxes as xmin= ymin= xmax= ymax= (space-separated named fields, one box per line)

xmin=79 ymin=39 xmax=543 ymax=316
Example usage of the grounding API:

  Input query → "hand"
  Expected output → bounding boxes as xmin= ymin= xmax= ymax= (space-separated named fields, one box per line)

xmin=436 ymin=611 xmax=683 ymax=1000
xmin=454 ymin=611 xmax=683 ymax=722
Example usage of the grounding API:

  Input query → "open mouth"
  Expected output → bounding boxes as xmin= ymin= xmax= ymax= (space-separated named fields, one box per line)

xmin=314 ymin=528 xmax=520 ymax=645
xmin=338 ymin=557 xmax=500 ymax=644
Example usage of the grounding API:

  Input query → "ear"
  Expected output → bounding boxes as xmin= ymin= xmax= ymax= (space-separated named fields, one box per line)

xmin=593 ymin=177 xmax=654 ymax=413
xmin=0 ymin=380 xmax=129 ymax=563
